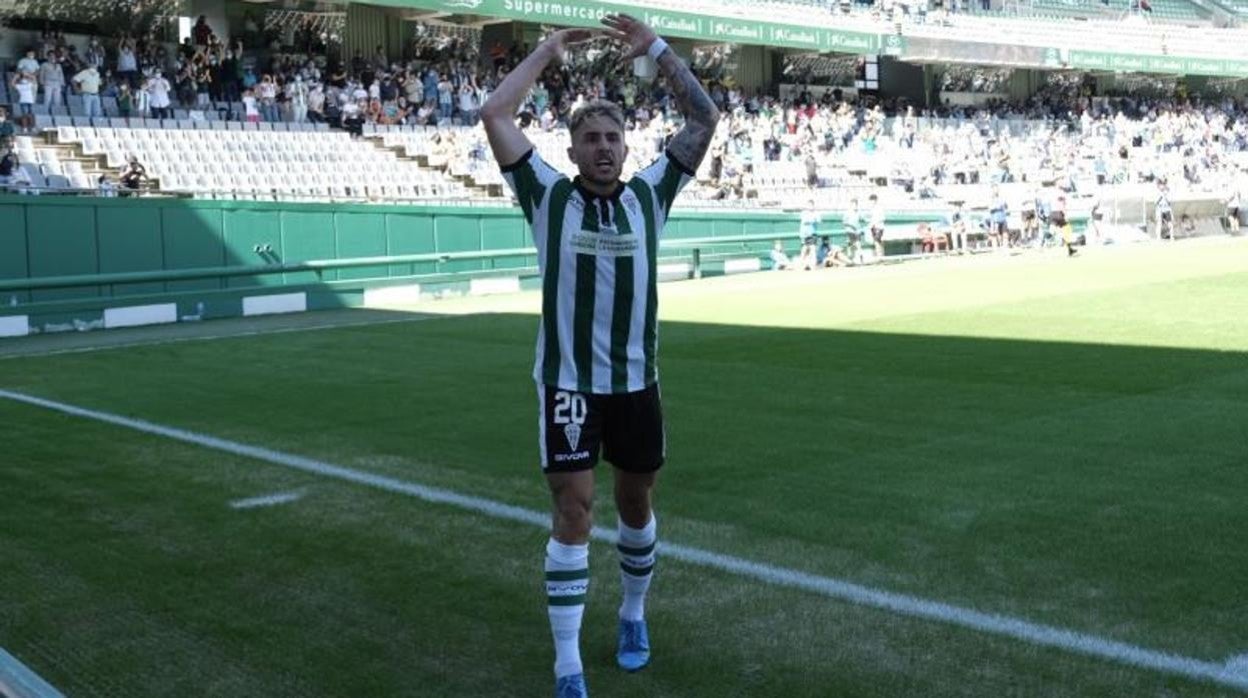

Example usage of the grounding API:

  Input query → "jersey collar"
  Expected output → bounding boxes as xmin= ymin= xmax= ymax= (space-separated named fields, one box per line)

xmin=572 ymin=176 xmax=625 ymax=202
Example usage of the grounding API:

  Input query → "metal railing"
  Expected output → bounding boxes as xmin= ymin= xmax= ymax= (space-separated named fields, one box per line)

xmin=0 ymin=233 xmax=785 ymax=294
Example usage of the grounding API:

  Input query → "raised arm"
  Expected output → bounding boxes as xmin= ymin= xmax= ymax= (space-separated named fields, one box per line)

xmin=602 ymin=13 xmax=720 ymax=172
xmin=480 ymin=29 xmax=596 ymax=168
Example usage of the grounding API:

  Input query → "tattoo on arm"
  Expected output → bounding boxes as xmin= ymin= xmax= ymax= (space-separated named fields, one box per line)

xmin=656 ymin=49 xmax=719 ymax=171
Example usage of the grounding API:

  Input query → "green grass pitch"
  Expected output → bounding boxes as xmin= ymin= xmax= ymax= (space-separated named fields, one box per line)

xmin=1 ymin=240 xmax=1247 ymax=697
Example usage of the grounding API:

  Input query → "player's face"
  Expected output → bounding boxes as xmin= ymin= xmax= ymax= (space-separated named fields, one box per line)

xmin=569 ymin=115 xmax=628 ymax=186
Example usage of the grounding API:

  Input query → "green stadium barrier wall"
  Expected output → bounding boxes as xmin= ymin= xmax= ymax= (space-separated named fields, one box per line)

xmin=0 ymin=194 xmax=991 ymax=336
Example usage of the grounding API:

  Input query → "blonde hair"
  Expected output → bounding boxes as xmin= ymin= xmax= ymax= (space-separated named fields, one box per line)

xmin=569 ymin=99 xmax=625 ymax=136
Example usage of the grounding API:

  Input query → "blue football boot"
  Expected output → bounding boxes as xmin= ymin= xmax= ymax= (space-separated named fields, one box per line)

xmin=555 ymin=672 xmax=588 ymax=698
xmin=616 ymin=619 xmax=651 ymax=672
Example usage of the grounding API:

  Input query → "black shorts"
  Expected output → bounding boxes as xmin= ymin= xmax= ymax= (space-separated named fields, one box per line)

xmin=539 ymin=384 xmax=665 ymax=474
xmin=871 ymin=227 xmax=884 ymax=243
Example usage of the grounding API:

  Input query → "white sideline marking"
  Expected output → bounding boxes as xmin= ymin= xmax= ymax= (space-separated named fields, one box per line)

xmin=0 ymin=646 xmax=65 ymax=698
xmin=1 ymin=388 xmax=1246 ymax=694
xmin=229 ymin=491 xmax=303 ymax=510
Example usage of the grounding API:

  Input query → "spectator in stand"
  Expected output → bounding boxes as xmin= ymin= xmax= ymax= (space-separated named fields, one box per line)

xmin=220 ymin=50 xmax=241 ymax=103
xmin=17 ymin=50 xmax=39 ymax=77
xmin=10 ymin=73 xmax=37 ymax=133
xmin=147 ymin=72 xmax=172 ymax=120
xmin=437 ymin=73 xmax=454 ymax=121
xmin=288 ymin=75 xmax=309 ymax=123
xmin=196 ymin=65 xmax=213 ymax=109
xmin=117 ymin=39 xmax=139 ymax=86
xmin=242 ymin=88 xmax=260 ymax=123
xmin=307 ymin=82 xmax=326 ymax=123
xmin=116 ymin=83 xmax=134 ymax=118
xmin=38 ymin=55 xmax=66 ymax=108
xmin=193 ymin=16 xmax=213 ymax=46
xmin=72 ymin=65 xmax=103 ymax=120
xmin=341 ymin=99 xmax=365 ymax=137
xmin=458 ymin=82 xmax=479 ymax=126
xmin=258 ymin=75 xmax=279 ymax=122
xmin=423 ymin=67 xmax=440 ymax=105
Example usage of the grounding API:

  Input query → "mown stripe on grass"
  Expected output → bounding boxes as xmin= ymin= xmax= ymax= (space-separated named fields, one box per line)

xmin=2 ymin=387 xmax=1246 ymax=694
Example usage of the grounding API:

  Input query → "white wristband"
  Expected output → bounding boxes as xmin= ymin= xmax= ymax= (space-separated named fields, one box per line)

xmin=647 ymin=38 xmax=669 ymax=62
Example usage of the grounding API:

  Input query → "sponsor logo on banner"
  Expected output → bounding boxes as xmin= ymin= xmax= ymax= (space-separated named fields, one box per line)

xmin=644 ymin=12 xmax=702 ymax=34
xmin=501 ymin=0 xmax=606 ymax=20
xmin=772 ymin=27 xmax=820 ymax=46
xmin=710 ymin=20 xmax=763 ymax=41
xmin=568 ymin=230 xmax=639 ymax=256
xmin=826 ymin=32 xmax=874 ymax=52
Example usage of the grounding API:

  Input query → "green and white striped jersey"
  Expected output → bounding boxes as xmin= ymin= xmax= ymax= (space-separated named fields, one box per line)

xmin=500 ymin=148 xmax=693 ymax=395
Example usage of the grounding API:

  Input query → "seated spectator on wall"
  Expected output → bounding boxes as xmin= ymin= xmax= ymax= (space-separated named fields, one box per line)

xmin=0 ymin=143 xmax=19 ymax=187
xmin=120 ymin=157 xmax=148 ymax=195
xmin=98 ymin=173 xmax=117 ymax=197
xmin=0 ymin=108 xmax=14 ymax=146
xmin=769 ymin=241 xmax=792 ymax=270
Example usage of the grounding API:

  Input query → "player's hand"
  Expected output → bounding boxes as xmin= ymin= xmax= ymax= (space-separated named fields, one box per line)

xmin=546 ymin=28 xmax=599 ymax=64
xmin=601 ymin=13 xmax=659 ymax=63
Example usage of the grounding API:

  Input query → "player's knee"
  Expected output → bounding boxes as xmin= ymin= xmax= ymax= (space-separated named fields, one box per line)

xmin=552 ymin=494 xmax=593 ymax=540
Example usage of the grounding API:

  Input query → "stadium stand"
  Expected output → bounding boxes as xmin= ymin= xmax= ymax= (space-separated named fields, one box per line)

xmin=2 ymin=0 xmax=1246 ymax=232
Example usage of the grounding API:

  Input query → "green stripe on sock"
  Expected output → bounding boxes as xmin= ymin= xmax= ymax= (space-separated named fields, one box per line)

xmin=548 ymin=594 xmax=587 ymax=606
xmin=545 ymin=568 xmax=590 ymax=582
xmin=617 ymin=541 xmax=655 ymax=557
xmin=620 ymin=562 xmax=654 ymax=578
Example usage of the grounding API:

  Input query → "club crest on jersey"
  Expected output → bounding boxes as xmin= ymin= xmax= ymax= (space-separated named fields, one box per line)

xmin=564 ymin=423 xmax=582 ymax=452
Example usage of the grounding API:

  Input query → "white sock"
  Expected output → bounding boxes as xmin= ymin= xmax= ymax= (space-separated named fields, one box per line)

xmin=546 ymin=538 xmax=589 ymax=678
xmin=617 ymin=515 xmax=657 ymax=622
